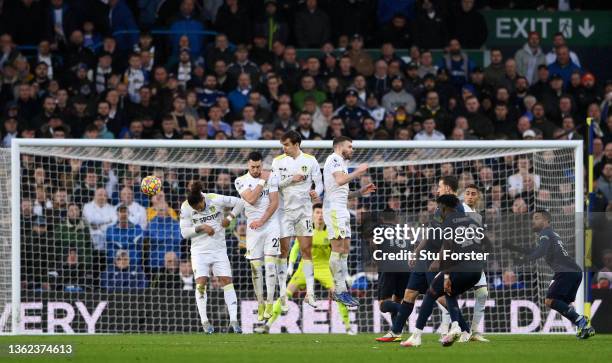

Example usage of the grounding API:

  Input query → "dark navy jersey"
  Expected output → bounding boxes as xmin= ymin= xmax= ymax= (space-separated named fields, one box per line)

xmin=525 ymin=227 xmax=581 ymax=273
xmin=334 ymin=105 xmax=370 ymax=122
xmin=425 ymin=202 xmax=465 ymax=254
xmin=439 ymin=210 xmax=486 ymax=272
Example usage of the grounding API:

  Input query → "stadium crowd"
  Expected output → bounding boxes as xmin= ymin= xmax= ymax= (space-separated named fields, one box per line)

xmin=1 ymin=0 xmax=611 ymax=291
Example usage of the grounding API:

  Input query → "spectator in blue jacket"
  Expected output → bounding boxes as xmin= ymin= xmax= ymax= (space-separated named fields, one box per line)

xmin=100 ymin=249 xmax=147 ymax=291
xmin=106 ymin=205 xmax=144 ymax=269
xmin=146 ymin=211 xmax=182 ymax=271
xmin=228 ymin=73 xmax=252 ymax=115
xmin=169 ymin=0 xmax=206 ymax=58
xmin=108 ymin=0 xmax=139 ymax=52
xmin=547 ymin=45 xmax=582 ymax=88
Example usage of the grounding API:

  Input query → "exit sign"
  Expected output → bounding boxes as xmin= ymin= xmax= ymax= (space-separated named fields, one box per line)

xmin=484 ymin=10 xmax=612 ymax=47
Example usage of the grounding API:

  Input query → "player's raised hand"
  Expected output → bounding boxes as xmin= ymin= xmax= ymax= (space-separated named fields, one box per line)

xmin=261 ymin=170 xmax=270 ymax=181
xmin=309 ymin=190 xmax=320 ymax=202
xmin=356 ymin=163 xmax=369 ymax=175
xmin=360 ymin=183 xmax=377 ymax=196
xmin=249 ymin=219 xmax=264 ymax=230
xmin=292 ymin=174 xmax=306 ymax=183
xmin=197 ymin=224 xmax=215 ymax=236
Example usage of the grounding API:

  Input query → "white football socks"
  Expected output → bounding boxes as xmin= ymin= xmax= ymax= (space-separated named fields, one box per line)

xmin=195 ymin=283 xmax=208 ymax=324
xmin=223 ymin=283 xmax=238 ymax=322
xmin=250 ymin=259 xmax=264 ymax=304
xmin=264 ymin=256 xmax=278 ymax=304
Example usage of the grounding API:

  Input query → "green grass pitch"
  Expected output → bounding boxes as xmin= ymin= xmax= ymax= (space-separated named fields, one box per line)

xmin=0 ymin=334 xmax=610 ymax=363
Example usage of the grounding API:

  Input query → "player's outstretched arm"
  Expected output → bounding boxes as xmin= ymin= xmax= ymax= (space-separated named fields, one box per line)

xmin=349 ymin=183 xmax=376 ymax=199
xmin=219 ymin=195 xmax=245 ymax=221
xmin=334 ymin=163 xmax=368 ymax=186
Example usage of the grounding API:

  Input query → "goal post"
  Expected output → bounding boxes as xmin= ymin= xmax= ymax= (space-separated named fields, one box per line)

xmin=4 ymin=139 xmax=584 ymax=334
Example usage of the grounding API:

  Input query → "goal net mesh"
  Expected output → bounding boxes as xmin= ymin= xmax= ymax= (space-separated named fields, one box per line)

xmin=1 ymin=142 xmax=580 ymax=334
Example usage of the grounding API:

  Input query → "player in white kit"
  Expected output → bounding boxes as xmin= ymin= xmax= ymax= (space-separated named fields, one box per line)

xmin=271 ymin=130 xmax=323 ymax=308
xmin=323 ymin=136 xmax=376 ymax=307
xmin=179 ymin=181 xmax=245 ymax=334
xmin=460 ymin=184 xmax=489 ymax=342
xmin=234 ymin=151 xmax=281 ymax=321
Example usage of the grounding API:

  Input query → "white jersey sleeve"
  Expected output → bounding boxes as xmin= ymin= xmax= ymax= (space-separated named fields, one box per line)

xmin=234 ymin=173 xmax=278 ymax=222
xmin=179 ymin=201 xmax=198 ymax=239
xmin=273 ymin=152 xmax=322 ymax=211
xmin=462 ymin=202 xmax=483 ymax=225
xmin=323 ymin=153 xmax=349 ymax=210
xmin=311 ymin=156 xmax=324 ymax=196
xmin=180 ymin=193 xmax=242 ymax=254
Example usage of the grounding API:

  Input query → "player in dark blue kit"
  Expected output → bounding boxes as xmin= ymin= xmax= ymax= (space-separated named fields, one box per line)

xmin=505 ymin=210 xmax=595 ymax=340
xmin=402 ymin=194 xmax=487 ymax=347
xmin=376 ymin=209 xmax=411 ymax=341
xmin=376 ymin=176 xmax=464 ymax=342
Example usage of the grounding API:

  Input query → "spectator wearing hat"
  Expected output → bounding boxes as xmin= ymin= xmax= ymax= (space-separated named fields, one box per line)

xmin=382 ymin=76 xmax=416 ymax=114
xmin=575 ymin=73 xmax=602 ymax=113
xmin=294 ymin=0 xmax=331 ymax=48
xmin=347 ymin=34 xmax=374 ymax=77
xmin=334 ymin=89 xmax=370 ymax=123
xmin=254 ymin=0 xmax=289 ymax=50
xmin=514 ymin=32 xmax=547 ymax=85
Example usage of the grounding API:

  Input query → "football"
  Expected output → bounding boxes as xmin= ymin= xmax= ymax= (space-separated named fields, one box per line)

xmin=140 ymin=175 xmax=162 ymax=197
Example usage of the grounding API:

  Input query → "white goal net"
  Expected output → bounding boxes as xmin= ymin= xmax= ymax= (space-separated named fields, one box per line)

xmin=1 ymin=139 xmax=583 ymax=334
